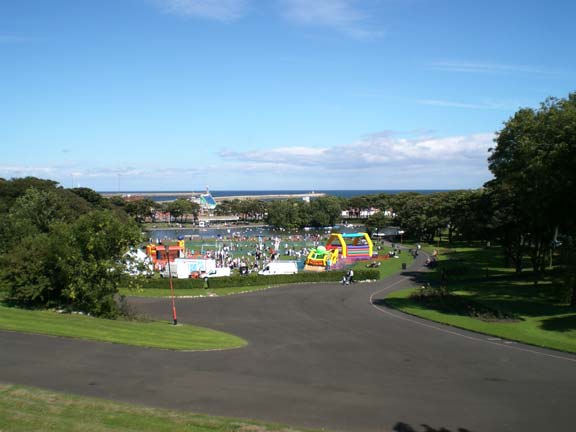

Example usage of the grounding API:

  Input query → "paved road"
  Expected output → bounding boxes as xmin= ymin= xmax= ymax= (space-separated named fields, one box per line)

xmin=1 ymin=255 xmax=575 ymax=432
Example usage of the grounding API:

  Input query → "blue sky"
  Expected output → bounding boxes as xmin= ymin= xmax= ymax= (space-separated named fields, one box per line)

xmin=1 ymin=0 xmax=574 ymax=191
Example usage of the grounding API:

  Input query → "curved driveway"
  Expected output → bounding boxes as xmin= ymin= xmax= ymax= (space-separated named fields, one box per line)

xmin=1 ymin=255 xmax=575 ymax=432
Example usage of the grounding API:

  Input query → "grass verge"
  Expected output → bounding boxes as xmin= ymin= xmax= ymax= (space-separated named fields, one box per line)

xmin=385 ymin=289 xmax=576 ymax=353
xmin=0 ymin=304 xmax=246 ymax=351
xmin=383 ymin=244 xmax=576 ymax=353
xmin=0 ymin=383 xmax=319 ymax=432
xmin=353 ymin=252 xmax=414 ymax=279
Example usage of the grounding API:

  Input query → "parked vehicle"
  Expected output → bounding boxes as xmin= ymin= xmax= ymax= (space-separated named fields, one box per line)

xmin=206 ymin=267 xmax=231 ymax=278
xmin=258 ymin=261 xmax=298 ymax=276
xmin=159 ymin=259 xmax=218 ymax=279
xmin=159 ymin=266 xmax=178 ymax=278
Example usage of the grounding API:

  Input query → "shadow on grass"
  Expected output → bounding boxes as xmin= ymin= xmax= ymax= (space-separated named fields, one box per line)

xmin=540 ymin=314 xmax=576 ymax=333
xmin=474 ymin=296 xmax=572 ymax=318
xmin=384 ymin=244 xmax=576 ymax=324
xmin=400 ymin=270 xmax=431 ymax=285
xmin=429 ymin=245 xmax=539 ymax=283
xmin=383 ymin=295 xmax=521 ymax=322
xmin=420 ymin=249 xmax=571 ymax=317
xmin=393 ymin=421 xmax=472 ymax=432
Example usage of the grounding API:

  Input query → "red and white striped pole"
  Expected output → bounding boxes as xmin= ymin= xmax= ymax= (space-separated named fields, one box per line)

xmin=165 ymin=245 xmax=178 ymax=325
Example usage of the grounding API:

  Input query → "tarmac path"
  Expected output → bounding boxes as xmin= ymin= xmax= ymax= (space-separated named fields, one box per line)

xmin=1 ymin=254 xmax=575 ymax=432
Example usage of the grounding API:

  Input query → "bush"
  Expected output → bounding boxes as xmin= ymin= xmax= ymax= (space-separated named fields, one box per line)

xmin=2 ymin=210 xmax=142 ymax=318
xmin=410 ymin=284 xmax=520 ymax=322
xmin=439 ymin=259 xmax=471 ymax=277
xmin=410 ymin=283 xmax=451 ymax=300
xmin=140 ymin=269 xmax=381 ymax=290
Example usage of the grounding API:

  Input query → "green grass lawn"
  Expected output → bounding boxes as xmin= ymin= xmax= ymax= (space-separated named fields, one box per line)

xmin=386 ymin=289 xmax=576 ymax=353
xmin=0 ymin=384 xmax=319 ymax=432
xmin=352 ymin=251 xmax=414 ymax=279
xmin=0 ymin=304 xmax=246 ymax=351
xmin=384 ymin=244 xmax=576 ymax=353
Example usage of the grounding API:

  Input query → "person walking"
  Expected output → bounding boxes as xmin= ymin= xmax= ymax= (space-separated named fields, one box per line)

xmin=342 ymin=269 xmax=354 ymax=285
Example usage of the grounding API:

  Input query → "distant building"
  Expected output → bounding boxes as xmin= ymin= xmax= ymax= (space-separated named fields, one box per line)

xmin=343 ymin=207 xmax=396 ymax=219
xmin=372 ymin=226 xmax=404 ymax=240
xmin=200 ymin=192 xmax=217 ymax=210
xmin=190 ymin=188 xmax=218 ymax=212
xmin=359 ymin=208 xmax=379 ymax=218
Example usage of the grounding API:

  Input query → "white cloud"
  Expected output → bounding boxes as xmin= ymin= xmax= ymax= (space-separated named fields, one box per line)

xmin=153 ymin=0 xmax=249 ymax=21
xmin=0 ymin=165 xmax=203 ymax=184
xmin=1 ymin=134 xmax=494 ymax=190
xmin=427 ymin=61 xmax=554 ymax=75
xmin=220 ymin=146 xmax=327 ymax=166
xmin=216 ymin=135 xmax=495 ymax=189
xmin=279 ymin=0 xmax=383 ymax=39
xmin=150 ymin=0 xmax=383 ymax=37
xmin=220 ymin=132 xmax=494 ymax=171
xmin=216 ymin=132 xmax=495 ymax=188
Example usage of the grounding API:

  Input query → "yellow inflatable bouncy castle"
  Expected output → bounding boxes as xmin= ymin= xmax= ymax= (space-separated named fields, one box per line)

xmin=325 ymin=233 xmax=373 ymax=259
xmin=305 ymin=245 xmax=339 ymax=268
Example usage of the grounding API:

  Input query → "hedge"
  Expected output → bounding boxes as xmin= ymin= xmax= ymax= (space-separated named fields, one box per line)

xmin=140 ymin=269 xmax=380 ymax=290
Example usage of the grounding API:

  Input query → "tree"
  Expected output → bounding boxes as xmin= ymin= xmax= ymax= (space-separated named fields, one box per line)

xmin=165 ymin=199 xmax=193 ymax=223
xmin=308 ymin=196 xmax=342 ymax=227
xmin=240 ymin=200 xmax=267 ymax=221
xmin=266 ymin=200 xmax=305 ymax=229
xmin=388 ymin=193 xmax=435 ymax=242
xmin=214 ymin=200 xmax=235 ymax=216
xmin=189 ymin=201 xmax=201 ymax=223
xmin=430 ymin=190 xmax=487 ymax=244
xmin=70 ymin=187 xmax=111 ymax=210
xmin=487 ymin=93 xmax=576 ymax=278
xmin=365 ymin=211 xmax=392 ymax=234
xmin=0 ymin=178 xmax=141 ymax=317
xmin=1 ymin=210 xmax=142 ymax=317
xmin=0 ymin=186 xmax=92 ymax=250
xmin=0 ymin=177 xmax=61 ymax=214
xmin=125 ymin=199 xmax=156 ymax=224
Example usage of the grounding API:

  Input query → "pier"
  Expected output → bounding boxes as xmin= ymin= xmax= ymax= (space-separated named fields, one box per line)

xmin=215 ymin=192 xmax=326 ymax=201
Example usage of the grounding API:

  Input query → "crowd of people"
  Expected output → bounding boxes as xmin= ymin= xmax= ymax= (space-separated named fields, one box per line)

xmin=154 ymin=230 xmax=407 ymax=278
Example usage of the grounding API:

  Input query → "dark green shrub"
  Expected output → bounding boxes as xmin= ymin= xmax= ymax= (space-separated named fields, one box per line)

xmin=140 ymin=268 xmax=381 ymax=290
xmin=439 ymin=260 xmax=471 ymax=277
xmin=410 ymin=284 xmax=520 ymax=321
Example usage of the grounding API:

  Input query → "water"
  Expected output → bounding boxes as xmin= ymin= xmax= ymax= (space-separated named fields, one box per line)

xmin=146 ymin=225 xmax=362 ymax=241
xmin=103 ymin=189 xmax=450 ymax=202
xmin=209 ymin=190 xmax=448 ymax=199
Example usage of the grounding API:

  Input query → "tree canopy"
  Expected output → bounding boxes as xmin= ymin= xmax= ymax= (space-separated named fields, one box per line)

xmin=0 ymin=178 xmax=142 ymax=317
xmin=487 ymin=93 xmax=576 ymax=275
xmin=486 ymin=92 xmax=576 ymax=301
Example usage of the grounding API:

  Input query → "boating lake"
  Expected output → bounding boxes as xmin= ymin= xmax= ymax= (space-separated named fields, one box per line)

xmin=145 ymin=225 xmax=362 ymax=241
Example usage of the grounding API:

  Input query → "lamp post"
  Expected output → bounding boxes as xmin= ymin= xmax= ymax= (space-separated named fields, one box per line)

xmin=165 ymin=245 xmax=178 ymax=325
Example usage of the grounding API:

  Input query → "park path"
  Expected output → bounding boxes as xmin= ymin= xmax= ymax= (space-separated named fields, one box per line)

xmin=1 ymin=253 xmax=575 ymax=432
